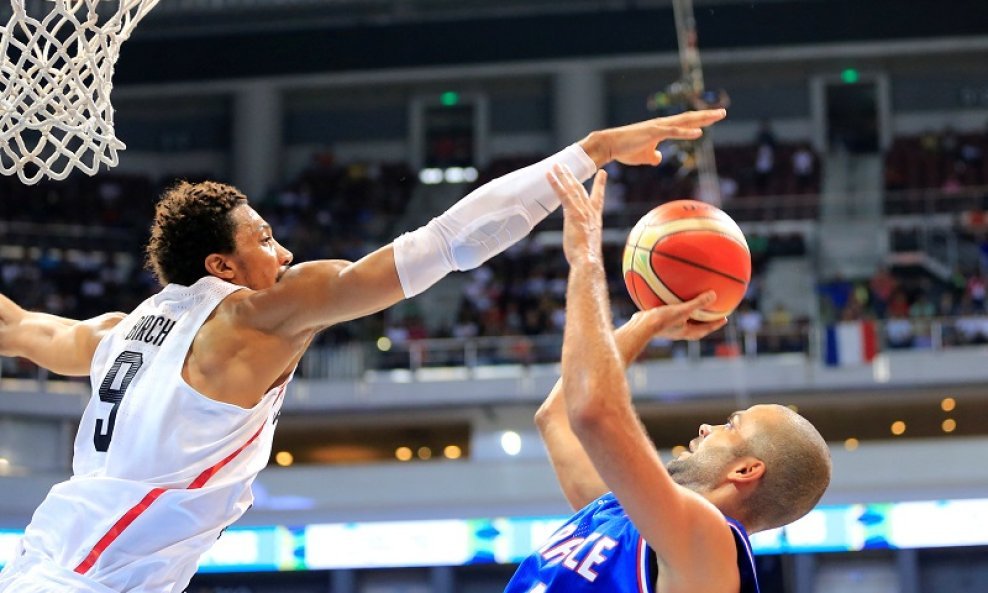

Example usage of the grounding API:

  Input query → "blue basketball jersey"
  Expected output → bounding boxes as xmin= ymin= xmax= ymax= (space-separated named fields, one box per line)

xmin=504 ymin=492 xmax=760 ymax=593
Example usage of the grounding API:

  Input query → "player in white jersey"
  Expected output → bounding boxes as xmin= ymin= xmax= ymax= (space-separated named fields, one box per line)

xmin=506 ymin=164 xmax=832 ymax=593
xmin=0 ymin=110 xmax=728 ymax=593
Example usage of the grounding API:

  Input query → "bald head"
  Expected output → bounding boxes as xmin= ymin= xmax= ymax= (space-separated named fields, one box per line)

xmin=665 ymin=404 xmax=831 ymax=533
xmin=740 ymin=404 xmax=832 ymax=531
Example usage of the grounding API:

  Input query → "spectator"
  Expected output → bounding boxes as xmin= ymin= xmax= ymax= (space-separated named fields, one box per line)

xmin=737 ymin=301 xmax=763 ymax=335
xmin=955 ymin=294 xmax=988 ymax=344
xmin=741 ymin=273 xmax=762 ymax=309
xmin=960 ymin=138 xmax=983 ymax=166
xmin=937 ymin=292 xmax=958 ymax=317
xmin=765 ymin=303 xmax=796 ymax=353
xmin=869 ymin=267 xmax=897 ymax=318
xmin=941 ymin=171 xmax=963 ymax=195
xmin=754 ymin=143 xmax=775 ymax=194
xmin=887 ymin=290 xmax=911 ymax=318
xmin=967 ymin=274 xmax=987 ymax=310
xmin=940 ymin=125 xmax=959 ymax=159
xmin=885 ymin=314 xmax=915 ymax=349
xmin=920 ymin=129 xmax=940 ymax=153
xmin=752 ymin=120 xmax=777 ymax=194
xmin=756 ymin=119 xmax=778 ymax=148
xmin=719 ymin=175 xmax=739 ymax=203
xmin=736 ymin=301 xmax=763 ymax=354
xmin=791 ymin=145 xmax=815 ymax=193
xmin=452 ymin=306 xmax=480 ymax=339
xmin=909 ymin=294 xmax=936 ymax=319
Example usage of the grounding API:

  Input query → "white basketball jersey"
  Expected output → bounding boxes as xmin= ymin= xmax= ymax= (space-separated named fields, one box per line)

xmin=0 ymin=276 xmax=290 ymax=593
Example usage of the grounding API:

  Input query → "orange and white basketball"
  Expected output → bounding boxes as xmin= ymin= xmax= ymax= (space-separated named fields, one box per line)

xmin=622 ymin=200 xmax=751 ymax=322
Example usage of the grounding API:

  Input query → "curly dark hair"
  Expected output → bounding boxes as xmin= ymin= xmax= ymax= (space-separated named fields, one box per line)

xmin=145 ymin=181 xmax=249 ymax=286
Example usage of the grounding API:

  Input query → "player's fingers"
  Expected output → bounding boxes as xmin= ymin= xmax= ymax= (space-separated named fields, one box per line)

xmin=554 ymin=167 xmax=584 ymax=218
xmin=642 ymin=292 xmax=714 ymax=327
xmin=553 ymin=164 xmax=584 ymax=195
xmin=700 ymin=318 xmax=729 ymax=336
xmin=635 ymin=148 xmax=662 ymax=166
xmin=550 ymin=165 xmax=593 ymax=222
xmin=661 ymin=291 xmax=717 ymax=323
xmin=560 ymin=164 xmax=587 ymax=195
xmin=561 ymin=165 xmax=597 ymax=219
xmin=684 ymin=318 xmax=728 ymax=340
xmin=546 ymin=168 xmax=577 ymax=210
xmin=676 ymin=291 xmax=717 ymax=315
xmin=656 ymin=126 xmax=704 ymax=141
xmin=664 ymin=109 xmax=727 ymax=126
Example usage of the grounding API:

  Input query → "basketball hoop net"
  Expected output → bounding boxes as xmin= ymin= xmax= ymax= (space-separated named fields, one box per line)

xmin=0 ymin=0 xmax=159 ymax=185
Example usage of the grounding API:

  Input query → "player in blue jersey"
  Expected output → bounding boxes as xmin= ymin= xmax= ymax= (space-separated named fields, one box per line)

xmin=504 ymin=165 xmax=832 ymax=593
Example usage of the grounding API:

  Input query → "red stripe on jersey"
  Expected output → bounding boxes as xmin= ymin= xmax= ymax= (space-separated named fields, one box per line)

xmin=72 ymin=385 xmax=284 ymax=575
xmin=188 ymin=420 xmax=267 ymax=489
xmin=73 ymin=488 xmax=167 ymax=574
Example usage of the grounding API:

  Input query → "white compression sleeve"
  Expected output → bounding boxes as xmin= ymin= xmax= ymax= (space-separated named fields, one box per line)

xmin=393 ymin=144 xmax=597 ymax=297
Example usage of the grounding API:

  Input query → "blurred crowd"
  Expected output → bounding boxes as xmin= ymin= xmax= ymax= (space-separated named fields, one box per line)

xmin=591 ymin=122 xmax=821 ymax=224
xmin=818 ymin=265 xmax=988 ymax=348
xmin=0 ymin=156 xmax=417 ymax=360
xmin=885 ymin=126 xmax=988 ymax=193
xmin=3 ymin=124 xmax=988 ymax=377
xmin=377 ymin=231 xmax=812 ymax=363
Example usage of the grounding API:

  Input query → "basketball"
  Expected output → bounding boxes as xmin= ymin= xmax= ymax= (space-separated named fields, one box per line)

xmin=622 ymin=200 xmax=751 ymax=322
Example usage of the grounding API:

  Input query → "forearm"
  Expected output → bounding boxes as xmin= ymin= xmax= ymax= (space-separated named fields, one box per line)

xmin=561 ymin=259 xmax=629 ymax=417
xmin=3 ymin=312 xmax=67 ymax=364
xmin=613 ymin=314 xmax=659 ymax=366
xmin=1 ymin=311 xmax=121 ymax=376
xmin=535 ymin=380 xmax=609 ymax=510
xmin=0 ymin=295 xmax=60 ymax=360
xmin=393 ymin=144 xmax=596 ymax=297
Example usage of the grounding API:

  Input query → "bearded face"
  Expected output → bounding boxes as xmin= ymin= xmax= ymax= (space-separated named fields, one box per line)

xmin=666 ymin=442 xmax=744 ymax=493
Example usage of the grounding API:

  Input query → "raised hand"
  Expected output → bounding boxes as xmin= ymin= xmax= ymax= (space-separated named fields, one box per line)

xmin=632 ymin=291 xmax=728 ymax=341
xmin=580 ymin=109 xmax=727 ymax=168
xmin=547 ymin=165 xmax=608 ymax=265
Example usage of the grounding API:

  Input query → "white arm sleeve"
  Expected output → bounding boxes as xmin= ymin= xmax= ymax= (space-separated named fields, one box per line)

xmin=393 ymin=144 xmax=597 ymax=297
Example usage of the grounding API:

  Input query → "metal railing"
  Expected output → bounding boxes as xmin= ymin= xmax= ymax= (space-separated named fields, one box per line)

xmin=292 ymin=314 xmax=988 ymax=379
xmin=3 ymin=315 xmax=987 ymax=390
xmin=261 ymin=315 xmax=985 ymax=380
xmin=883 ymin=185 xmax=988 ymax=217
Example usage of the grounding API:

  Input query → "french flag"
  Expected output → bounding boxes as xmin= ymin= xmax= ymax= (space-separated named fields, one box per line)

xmin=824 ymin=321 xmax=878 ymax=366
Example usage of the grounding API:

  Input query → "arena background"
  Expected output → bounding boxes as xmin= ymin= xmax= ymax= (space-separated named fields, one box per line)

xmin=2 ymin=0 xmax=988 ymax=591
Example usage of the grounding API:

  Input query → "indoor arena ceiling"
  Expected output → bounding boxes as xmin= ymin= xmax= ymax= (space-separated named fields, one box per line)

xmin=0 ymin=0 xmax=812 ymax=35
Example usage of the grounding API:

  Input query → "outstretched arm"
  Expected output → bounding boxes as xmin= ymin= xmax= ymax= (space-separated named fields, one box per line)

xmin=239 ymin=110 xmax=728 ymax=338
xmin=548 ymin=165 xmax=739 ymax=593
xmin=536 ymin=304 xmax=725 ymax=511
xmin=0 ymin=294 xmax=124 ymax=377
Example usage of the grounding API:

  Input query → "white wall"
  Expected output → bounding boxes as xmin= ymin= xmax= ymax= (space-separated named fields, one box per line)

xmin=815 ymin=559 xmax=900 ymax=593
xmin=0 ymin=416 xmax=68 ymax=473
xmin=1 ymin=435 xmax=985 ymax=528
xmin=892 ymin=108 xmax=988 ymax=136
